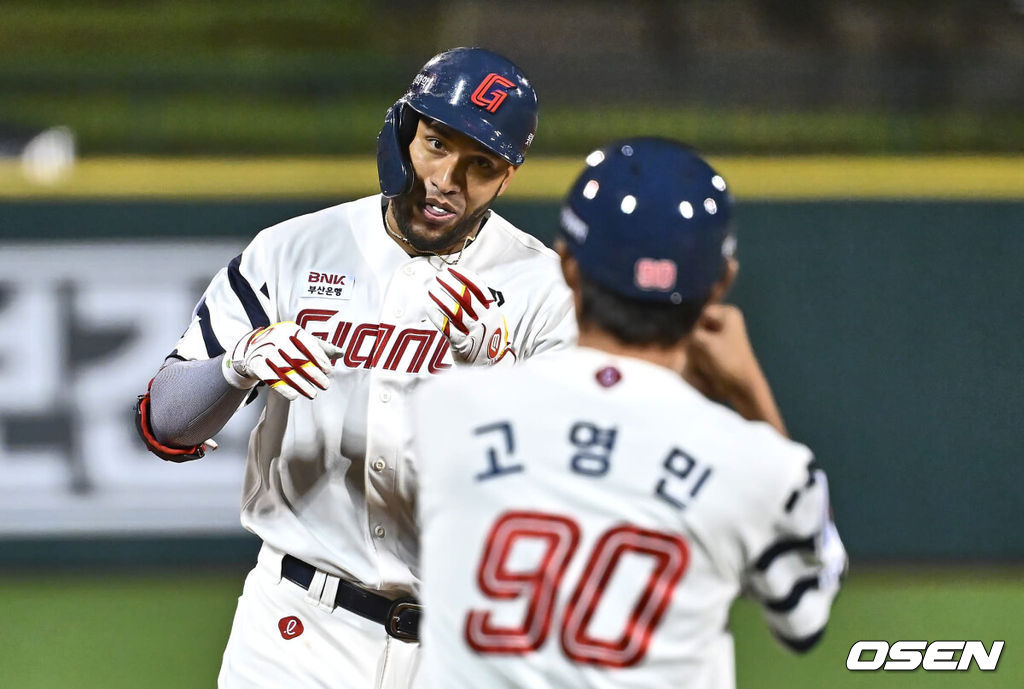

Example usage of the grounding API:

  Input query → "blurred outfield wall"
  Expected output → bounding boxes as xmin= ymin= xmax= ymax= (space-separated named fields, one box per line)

xmin=2 ymin=0 xmax=1023 ymax=155
xmin=0 ymin=157 xmax=1022 ymax=565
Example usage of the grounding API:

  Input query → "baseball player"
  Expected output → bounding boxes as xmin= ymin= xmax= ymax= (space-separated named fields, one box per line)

xmin=133 ymin=48 xmax=575 ymax=688
xmin=413 ymin=138 xmax=847 ymax=689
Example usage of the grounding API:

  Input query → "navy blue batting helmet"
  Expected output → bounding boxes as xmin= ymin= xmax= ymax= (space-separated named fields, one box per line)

xmin=560 ymin=138 xmax=735 ymax=304
xmin=377 ymin=47 xmax=539 ymax=198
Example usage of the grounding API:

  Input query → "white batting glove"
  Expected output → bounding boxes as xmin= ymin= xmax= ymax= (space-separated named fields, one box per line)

xmin=425 ymin=266 xmax=517 ymax=367
xmin=222 ymin=321 xmax=344 ymax=401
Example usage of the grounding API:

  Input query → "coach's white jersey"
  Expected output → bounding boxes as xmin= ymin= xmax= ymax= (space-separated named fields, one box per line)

xmin=413 ymin=347 xmax=846 ymax=689
xmin=172 ymin=194 xmax=576 ymax=594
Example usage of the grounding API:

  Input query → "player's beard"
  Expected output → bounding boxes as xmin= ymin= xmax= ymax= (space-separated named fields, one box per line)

xmin=390 ymin=187 xmax=497 ymax=255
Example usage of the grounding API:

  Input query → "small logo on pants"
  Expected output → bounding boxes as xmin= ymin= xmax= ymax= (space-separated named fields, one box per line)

xmin=278 ymin=616 xmax=304 ymax=640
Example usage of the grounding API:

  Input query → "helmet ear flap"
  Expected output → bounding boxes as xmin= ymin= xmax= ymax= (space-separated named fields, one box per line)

xmin=377 ymin=102 xmax=420 ymax=198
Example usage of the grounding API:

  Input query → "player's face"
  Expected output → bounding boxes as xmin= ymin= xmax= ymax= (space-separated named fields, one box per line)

xmin=389 ymin=119 xmax=516 ymax=254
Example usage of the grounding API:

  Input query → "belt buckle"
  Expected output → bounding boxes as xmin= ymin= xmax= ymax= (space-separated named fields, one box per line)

xmin=386 ymin=598 xmax=422 ymax=642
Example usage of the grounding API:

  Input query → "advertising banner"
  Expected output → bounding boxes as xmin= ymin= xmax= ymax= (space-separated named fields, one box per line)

xmin=0 ymin=242 xmax=257 ymax=536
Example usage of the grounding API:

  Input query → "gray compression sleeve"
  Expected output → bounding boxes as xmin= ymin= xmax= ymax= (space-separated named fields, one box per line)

xmin=148 ymin=357 xmax=251 ymax=447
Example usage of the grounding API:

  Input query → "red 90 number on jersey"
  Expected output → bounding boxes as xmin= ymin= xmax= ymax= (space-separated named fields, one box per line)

xmin=465 ymin=511 xmax=690 ymax=668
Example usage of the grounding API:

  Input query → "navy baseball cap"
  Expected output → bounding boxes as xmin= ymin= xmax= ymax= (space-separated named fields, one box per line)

xmin=559 ymin=138 xmax=735 ymax=304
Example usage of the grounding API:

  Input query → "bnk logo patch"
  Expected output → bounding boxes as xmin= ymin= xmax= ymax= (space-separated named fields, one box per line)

xmin=303 ymin=271 xmax=354 ymax=300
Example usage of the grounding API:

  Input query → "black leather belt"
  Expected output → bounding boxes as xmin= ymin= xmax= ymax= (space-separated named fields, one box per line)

xmin=281 ymin=554 xmax=421 ymax=642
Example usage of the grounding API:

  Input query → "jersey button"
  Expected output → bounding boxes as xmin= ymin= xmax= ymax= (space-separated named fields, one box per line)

xmin=372 ymin=459 xmax=386 ymax=472
xmin=374 ymin=525 xmax=386 ymax=538
xmin=393 ymin=307 xmax=404 ymax=319
xmin=403 ymin=265 xmax=415 ymax=276
xmin=379 ymin=391 xmax=392 ymax=403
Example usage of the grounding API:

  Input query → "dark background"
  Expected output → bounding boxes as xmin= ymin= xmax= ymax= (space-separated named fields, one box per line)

xmin=2 ymin=0 xmax=1023 ymax=155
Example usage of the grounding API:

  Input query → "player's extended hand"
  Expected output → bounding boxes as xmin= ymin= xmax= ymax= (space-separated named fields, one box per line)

xmin=684 ymin=304 xmax=787 ymax=435
xmin=223 ymin=321 xmax=344 ymax=401
xmin=425 ymin=266 xmax=516 ymax=367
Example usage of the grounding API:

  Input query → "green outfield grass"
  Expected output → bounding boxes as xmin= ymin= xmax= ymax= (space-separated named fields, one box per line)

xmin=0 ymin=566 xmax=1019 ymax=688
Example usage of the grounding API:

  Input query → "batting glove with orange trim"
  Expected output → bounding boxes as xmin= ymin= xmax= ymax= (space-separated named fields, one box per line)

xmin=425 ymin=266 xmax=517 ymax=367
xmin=222 ymin=321 xmax=343 ymax=401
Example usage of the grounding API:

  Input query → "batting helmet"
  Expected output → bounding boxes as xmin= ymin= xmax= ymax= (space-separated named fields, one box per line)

xmin=560 ymin=138 xmax=735 ymax=304
xmin=377 ymin=47 xmax=539 ymax=198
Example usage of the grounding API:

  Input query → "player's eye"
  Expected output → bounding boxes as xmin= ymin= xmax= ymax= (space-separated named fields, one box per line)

xmin=426 ymin=137 xmax=444 ymax=151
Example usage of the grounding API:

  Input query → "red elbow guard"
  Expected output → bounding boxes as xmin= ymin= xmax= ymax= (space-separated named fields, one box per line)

xmin=134 ymin=381 xmax=207 ymax=463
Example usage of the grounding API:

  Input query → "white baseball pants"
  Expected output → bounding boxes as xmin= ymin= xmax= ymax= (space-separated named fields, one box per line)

xmin=218 ymin=543 xmax=420 ymax=689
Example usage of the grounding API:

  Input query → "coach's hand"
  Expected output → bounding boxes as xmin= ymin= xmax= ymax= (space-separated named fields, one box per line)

xmin=223 ymin=321 xmax=344 ymax=401
xmin=684 ymin=304 xmax=787 ymax=436
xmin=425 ymin=266 xmax=516 ymax=367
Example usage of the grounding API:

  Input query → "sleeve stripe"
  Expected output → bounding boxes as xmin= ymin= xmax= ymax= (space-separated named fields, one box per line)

xmin=784 ymin=460 xmax=819 ymax=513
xmin=774 ymin=627 xmax=825 ymax=654
xmin=244 ymin=386 xmax=261 ymax=406
xmin=753 ymin=535 xmax=816 ymax=572
xmin=228 ymin=254 xmax=271 ymax=329
xmin=762 ymin=575 xmax=820 ymax=612
xmin=196 ymin=299 xmax=226 ymax=357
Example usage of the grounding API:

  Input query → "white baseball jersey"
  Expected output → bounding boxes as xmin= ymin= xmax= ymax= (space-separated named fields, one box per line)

xmin=172 ymin=194 xmax=576 ymax=595
xmin=413 ymin=347 xmax=846 ymax=689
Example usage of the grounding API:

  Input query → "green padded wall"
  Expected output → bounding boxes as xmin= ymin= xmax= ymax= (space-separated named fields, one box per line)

xmin=2 ymin=199 xmax=1021 ymax=561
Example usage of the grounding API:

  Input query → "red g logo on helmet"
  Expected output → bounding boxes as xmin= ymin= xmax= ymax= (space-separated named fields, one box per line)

xmin=471 ymin=73 xmax=516 ymax=113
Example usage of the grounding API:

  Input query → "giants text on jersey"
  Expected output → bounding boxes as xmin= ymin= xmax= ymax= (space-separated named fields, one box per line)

xmin=173 ymin=194 xmax=576 ymax=594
